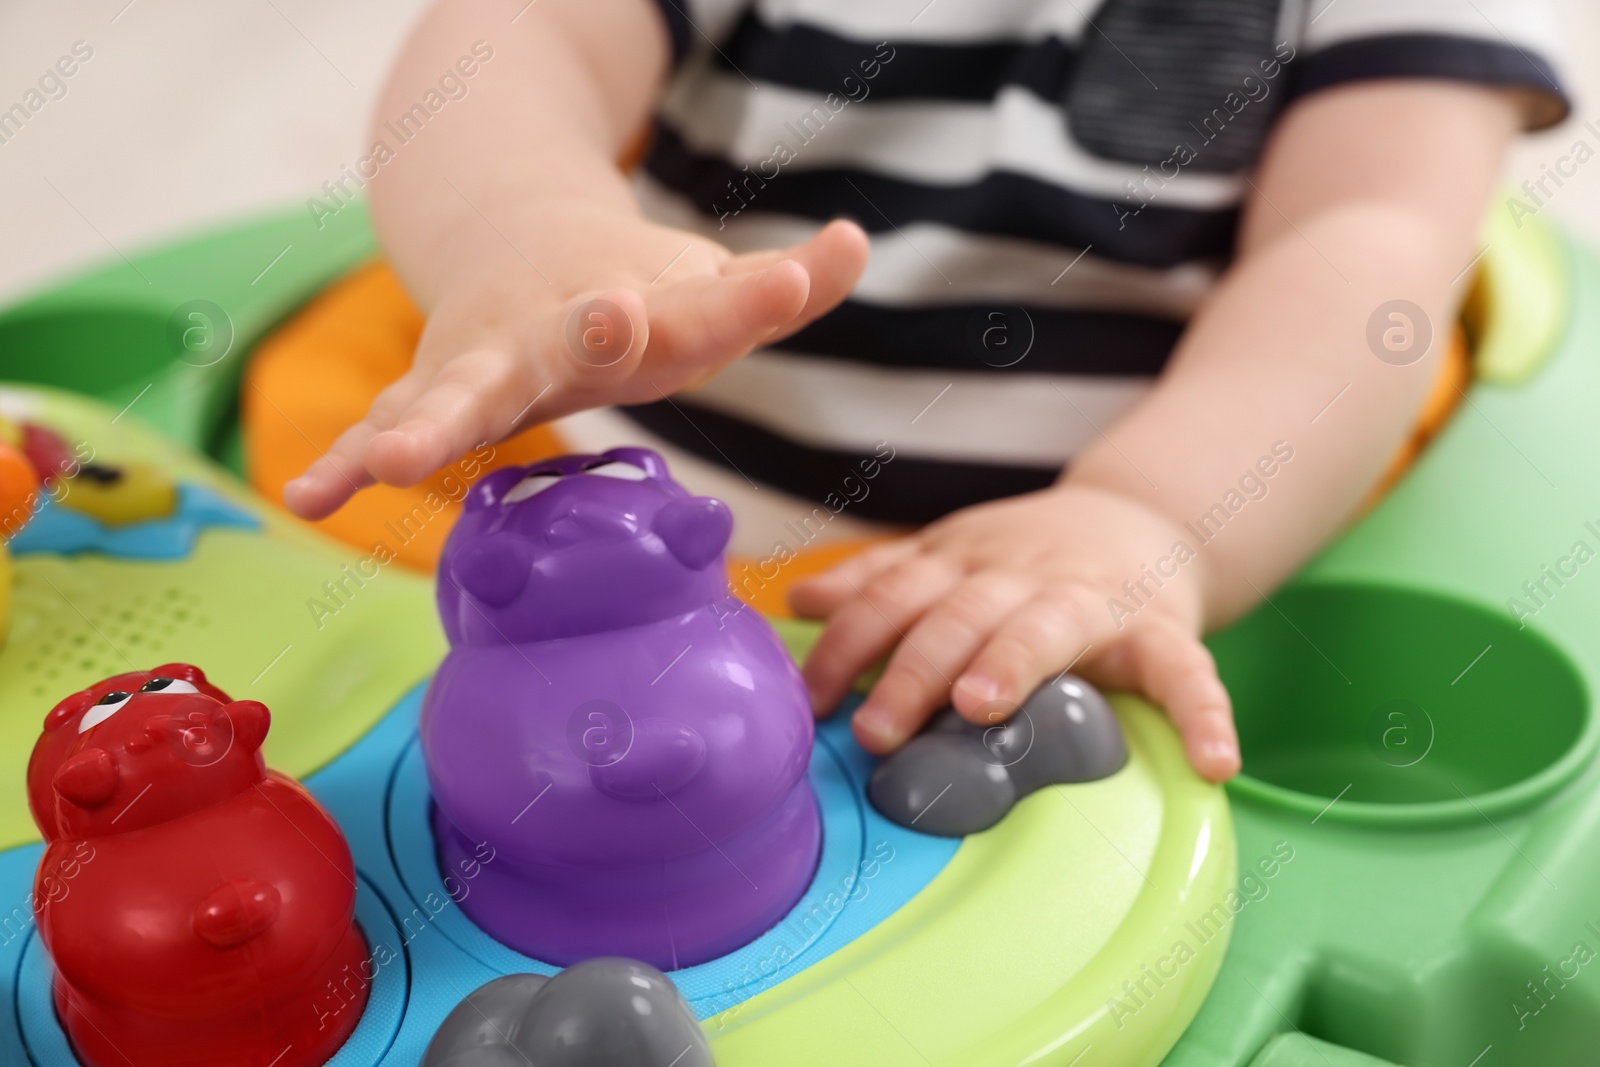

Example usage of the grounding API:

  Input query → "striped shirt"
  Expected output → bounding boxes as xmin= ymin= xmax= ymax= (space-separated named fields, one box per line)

xmin=618 ymin=0 xmax=1570 ymax=525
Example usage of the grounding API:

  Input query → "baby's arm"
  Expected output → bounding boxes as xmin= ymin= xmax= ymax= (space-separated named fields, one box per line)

xmin=284 ymin=0 xmax=867 ymax=519
xmin=1086 ymin=81 xmax=1519 ymax=622
xmin=795 ymin=81 xmax=1519 ymax=781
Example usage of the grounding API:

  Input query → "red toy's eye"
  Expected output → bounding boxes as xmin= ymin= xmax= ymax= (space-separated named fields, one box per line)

xmin=78 ymin=692 xmax=132 ymax=734
xmin=139 ymin=678 xmax=199 ymax=695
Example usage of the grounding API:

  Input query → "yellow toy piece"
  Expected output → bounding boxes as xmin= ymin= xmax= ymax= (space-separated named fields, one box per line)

xmin=57 ymin=460 xmax=178 ymax=526
xmin=1464 ymin=200 xmax=1568 ymax=385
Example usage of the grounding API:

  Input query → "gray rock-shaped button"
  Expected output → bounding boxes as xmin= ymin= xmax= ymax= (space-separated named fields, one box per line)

xmin=869 ymin=675 xmax=1128 ymax=837
xmin=423 ymin=959 xmax=712 ymax=1067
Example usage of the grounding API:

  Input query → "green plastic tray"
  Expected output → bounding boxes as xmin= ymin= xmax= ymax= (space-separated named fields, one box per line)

xmin=0 ymin=205 xmax=376 ymax=471
xmin=1173 ymin=224 xmax=1600 ymax=1067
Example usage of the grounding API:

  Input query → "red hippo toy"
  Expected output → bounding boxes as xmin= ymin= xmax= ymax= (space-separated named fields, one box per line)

xmin=26 ymin=664 xmax=368 ymax=1067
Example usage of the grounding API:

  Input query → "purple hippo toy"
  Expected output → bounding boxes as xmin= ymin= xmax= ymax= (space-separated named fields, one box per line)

xmin=420 ymin=448 xmax=820 ymax=969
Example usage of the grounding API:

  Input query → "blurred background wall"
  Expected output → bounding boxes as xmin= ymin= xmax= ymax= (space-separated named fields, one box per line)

xmin=0 ymin=0 xmax=1595 ymax=303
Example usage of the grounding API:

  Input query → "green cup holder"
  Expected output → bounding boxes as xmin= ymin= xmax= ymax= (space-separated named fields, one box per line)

xmin=0 ymin=307 xmax=173 ymax=392
xmin=1209 ymin=583 xmax=1593 ymax=826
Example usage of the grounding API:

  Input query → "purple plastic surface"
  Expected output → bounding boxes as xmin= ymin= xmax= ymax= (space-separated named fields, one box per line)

xmin=421 ymin=449 xmax=820 ymax=969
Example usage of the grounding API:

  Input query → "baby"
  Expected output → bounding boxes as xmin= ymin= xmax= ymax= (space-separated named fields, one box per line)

xmin=284 ymin=0 xmax=1569 ymax=782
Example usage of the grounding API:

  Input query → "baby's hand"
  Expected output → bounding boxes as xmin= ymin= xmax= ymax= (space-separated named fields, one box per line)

xmin=282 ymin=209 xmax=868 ymax=519
xmin=790 ymin=485 xmax=1241 ymax=783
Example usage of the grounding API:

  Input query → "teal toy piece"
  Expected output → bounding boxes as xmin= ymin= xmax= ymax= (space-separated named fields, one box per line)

xmin=9 ymin=483 xmax=259 ymax=558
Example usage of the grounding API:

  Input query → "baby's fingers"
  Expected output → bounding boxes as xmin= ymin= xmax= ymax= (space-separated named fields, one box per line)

xmin=363 ymin=285 xmax=652 ymax=488
xmin=279 ymin=371 xmax=430 ymax=519
xmin=951 ymin=592 xmax=1238 ymax=782
xmin=951 ymin=584 xmax=1110 ymax=721
xmin=646 ymin=259 xmax=810 ymax=370
xmin=789 ymin=538 xmax=919 ymax=619
xmin=800 ymin=555 xmax=962 ymax=719
xmin=723 ymin=219 xmax=868 ymax=340
xmin=850 ymin=574 xmax=1033 ymax=754
xmin=1104 ymin=621 xmax=1240 ymax=783
xmin=363 ymin=348 xmax=533 ymax=488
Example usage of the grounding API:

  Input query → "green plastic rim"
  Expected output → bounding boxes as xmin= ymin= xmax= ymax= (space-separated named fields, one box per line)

xmin=1212 ymin=580 xmax=1595 ymax=828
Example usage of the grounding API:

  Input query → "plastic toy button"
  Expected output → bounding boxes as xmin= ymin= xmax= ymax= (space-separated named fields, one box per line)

xmin=869 ymin=674 xmax=1128 ymax=836
xmin=26 ymin=664 xmax=369 ymax=1067
xmin=424 ymin=959 xmax=713 ymax=1067
xmin=57 ymin=460 xmax=177 ymax=525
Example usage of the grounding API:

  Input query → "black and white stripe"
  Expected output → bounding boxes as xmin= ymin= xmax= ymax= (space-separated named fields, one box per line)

xmin=632 ymin=0 xmax=1570 ymax=524
xmin=621 ymin=399 xmax=1063 ymax=524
